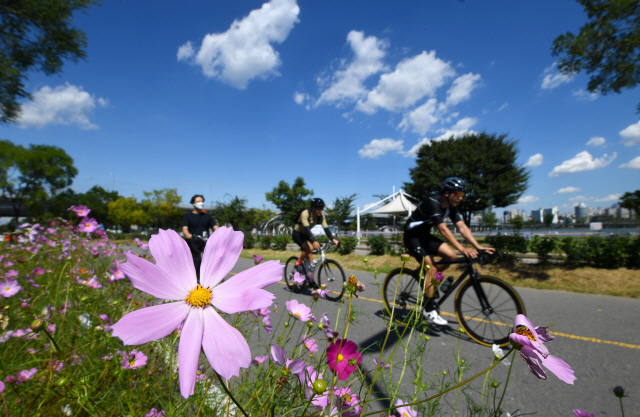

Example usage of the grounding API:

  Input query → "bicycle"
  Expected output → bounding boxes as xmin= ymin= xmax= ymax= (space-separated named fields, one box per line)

xmin=382 ymin=250 xmax=525 ymax=347
xmin=283 ymin=240 xmax=346 ymax=301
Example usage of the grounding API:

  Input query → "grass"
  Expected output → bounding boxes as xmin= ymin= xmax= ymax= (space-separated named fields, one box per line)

xmin=240 ymin=248 xmax=640 ymax=298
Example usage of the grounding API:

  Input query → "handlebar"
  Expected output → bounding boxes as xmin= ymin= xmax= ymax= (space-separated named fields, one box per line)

xmin=434 ymin=249 xmax=499 ymax=266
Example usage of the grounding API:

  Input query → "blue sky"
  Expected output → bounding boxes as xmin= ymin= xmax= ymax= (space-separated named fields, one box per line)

xmin=2 ymin=0 xmax=639 ymax=216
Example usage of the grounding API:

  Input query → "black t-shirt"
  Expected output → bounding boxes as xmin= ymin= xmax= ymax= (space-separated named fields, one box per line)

xmin=404 ymin=195 xmax=461 ymax=235
xmin=182 ymin=211 xmax=217 ymax=238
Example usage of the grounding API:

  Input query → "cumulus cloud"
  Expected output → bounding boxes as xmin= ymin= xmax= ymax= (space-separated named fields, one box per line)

xmin=572 ymin=88 xmax=598 ymax=101
xmin=294 ymin=91 xmax=310 ymax=106
xmin=619 ymin=156 xmax=640 ymax=170
xmin=315 ymin=31 xmax=388 ymax=107
xmin=445 ymin=73 xmax=482 ymax=107
xmin=523 ymin=153 xmax=543 ymax=168
xmin=586 ymin=136 xmax=605 ymax=146
xmin=177 ymin=0 xmax=299 ymax=89
xmin=541 ymin=62 xmax=573 ymax=90
xmin=548 ymin=151 xmax=617 ymax=177
xmin=18 ymin=83 xmax=108 ymax=129
xmin=594 ymin=194 xmax=621 ymax=202
xmin=620 ymin=121 xmax=640 ymax=146
xmin=403 ymin=127 xmax=476 ymax=157
xmin=569 ymin=195 xmax=589 ymax=202
xmin=356 ymin=50 xmax=455 ymax=114
xmin=518 ymin=195 xmax=539 ymax=204
xmin=555 ymin=186 xmax=581 ymax=194
xmin=358 ymin=138 xmax=404 ymax=159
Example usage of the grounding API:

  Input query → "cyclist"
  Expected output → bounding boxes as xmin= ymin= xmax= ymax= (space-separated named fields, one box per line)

xmin=182 ymin=194 xmax=218 ymax=279
xmin=292 ymin=198 xmax=340 ymax=288
xmin=403 ymin=177 xmax=494 ymax=325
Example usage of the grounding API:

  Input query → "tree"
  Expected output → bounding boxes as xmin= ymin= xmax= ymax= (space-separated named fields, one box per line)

xmin=141 ymin=188 xmax=182 ymax=231
xmin=0 ymin=0 xmax=98 ymax=123
xmin=107 ymin=197 xmax=147 ymax=234
xmin=47 ymin=185 xmax=119 ymax=225
xmin=360 ymin=213 xmax=378 ymax=231
xmin=265 ymin=177 xmax=313 ymax=227
xmin=552 ymin=0 xmax=640 ymax=112
xmin=326 ymin=193 xmax=357 ymax=230
xmin=509 ymin=216 xmax=524 ymax=233
xmin=0 ymin=139 xmax=77 ymax=223
xmin=543 ymin=212 xmax=554 ymax=227
xmin=482 ymin=211 xmax=498 ymax=229
xmin=620 ymin=190 xmax=640 ymax=220
xmin=404 ymin=133 xmax=530 ymax=225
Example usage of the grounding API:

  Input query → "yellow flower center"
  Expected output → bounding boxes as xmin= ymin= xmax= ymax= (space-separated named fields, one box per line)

xmin=295 ymin=312 xmax=301 ymax=318
xmin=403 ymin=413 xmax=409 ymax=417
xmin=85 ymin=223 xmax=90 ymax=227
xmin=185 ymin=285 xmax=213 ymax=308
xmin=516 ymin=325 xmax=536 ymax=341
xmin=337 ymin=354 xmax=344 ymax=362
xmin=344 ymin=394 xmax=351 ymax=402
xmin=130 ymin=360 xmax=136 ymax=367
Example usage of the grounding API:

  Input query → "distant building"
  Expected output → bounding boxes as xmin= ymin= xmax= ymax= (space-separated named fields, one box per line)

xmin=575 ymin=203 xmax=590 ymax=222
xmin=531 ymin=209 xmax=543 ymax=223
xmin=543 ymin=207 xmax=559 ymax=224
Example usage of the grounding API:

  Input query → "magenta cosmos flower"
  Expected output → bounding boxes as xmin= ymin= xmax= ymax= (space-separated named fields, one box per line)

xmin=111 ymin=227 xmax=283 ymax=398
xmin=326 ymin=339 xmax=362 ymax=381
xmin=509 ymin=314 xmax=576 ymax=384
xmin=0 ymin=279 xmax=21 ymax=298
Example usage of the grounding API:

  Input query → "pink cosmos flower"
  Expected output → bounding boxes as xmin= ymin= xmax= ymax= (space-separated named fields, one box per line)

xmin=292 ymin=271 xmax=305 ymax=287
xmin=144 ymin=408 xmax=166 ymax=417
xmin=0 ymin=380 xmax=4 ymax=393
xmin=5 ymin=376 xmax=15 ymax=384
xmin=77 ymin=275 xmax=102 ymax=289
xmin=334 ymin=386 xmax=361 ymax=417
xmin=111 ymin=227 xmax=282 ymax=398
xmin=251 ymin=355 xmax=268 ymax=365
xmin=69 ymin=205 xmax=91 ymax=217
xmin=286 ymin=299 xmax=312 ymax=322
xmin=262 ymin=313 xmax=273 ymax=334
xmin=373 ymin=358 xmax=390 ymax=370
xmin=573 ymin=410 xmax=596 ymax=417
xmin=111 ymin=267 xmax=126 ymax=281
xmin=1 ymin=279 xmax=21 ymax=298
xmin=270 ymin=345 xmax=305 ymax=374
xmin=16 ymin=368 xmax=37 ymax=384
xmin=253 ymin=254 xmax=264 ymax=265
xmin=4 ymin=269 xmax=18 ymax=278
xmin=312 ymin=285 xmax=329 ymax=299
xmin=302 ymin=335 xmax=318 ymax=353
xmin=134 ymin=238 xmax=149 ymax=251
xmin=77 ymin=217 xmax=98 ymax=233
xmin=32 ymin=267 xmax=45 ymax=276
xmin=395 ymin=399 xmax=417 ymax=417
xmin=326 ymin=339 xmax=362 ymax=381
xmin=509 ymin=314 xmax=576 ymax=384
xmin=122 ymin=350 xmax=148 ymax=370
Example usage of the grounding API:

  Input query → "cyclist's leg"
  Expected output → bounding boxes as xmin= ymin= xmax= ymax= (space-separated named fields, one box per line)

xmin=403 ymin=234 xmax=437 ymax=300
xmin=435 ymin=240 xmax=457 ymax=273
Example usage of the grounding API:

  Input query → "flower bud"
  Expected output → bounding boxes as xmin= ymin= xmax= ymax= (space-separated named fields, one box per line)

xmin=318 ymin=323 xmax=324 ymax=330
xmin=612 ymin=386 xmax=625 ymax=398
xmin=442 ymin=371 xmax=447 ymax=376
xmin=458 ymin=327 xmax=465 ymax=334
xmin=307 ymin=321 xmax=314 ymax=328
xmin=460 ymin=359 xmax=466 ymax=365
xmin=284 ymin=322 xmax=289 ymax=327
xmin=312 ymin=379 xmax=327 ymax=394
xmin=424 ymin=335 xmax=430 ymax=341
xmin=445 ymin=382 xmax=450 ymax=388
xmin=30 ymin=318 xmax=45 ymax=332
xmin=494 ymin=354 xmax=501 ymax=361
xmin=491 ymin=381 xmax=499 ymax=388
xmin=363 ymin=257 xmax=368 ymax=263
xmin=400 ymin=254 xmax=411 ymax=262
xmin=434 ymin=372 xmax=439 ymax=377
xmin=55 ymin=377 xmax=68 ymax=387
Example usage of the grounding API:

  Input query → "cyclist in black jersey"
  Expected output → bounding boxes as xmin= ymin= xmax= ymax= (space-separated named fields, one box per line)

xmin=403 ymin=177 xmax=494 ymax=325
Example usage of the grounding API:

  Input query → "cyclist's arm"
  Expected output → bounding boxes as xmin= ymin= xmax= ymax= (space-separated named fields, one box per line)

xmin=300 ymin=210 xmax=316 ymax=243
xmin=436 ymin=222 xmax=470 ymax=256
xmin=455 ymin=221 xmax=495 ymax=254
xmin=181 ymin=225 xmax=192 ymax=240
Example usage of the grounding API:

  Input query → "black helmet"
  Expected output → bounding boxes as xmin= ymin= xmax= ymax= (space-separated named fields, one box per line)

xmin=442 ymin=177 xmax=467 ymax=192
xmin=310 ymin=198 xmax=325 ymax=209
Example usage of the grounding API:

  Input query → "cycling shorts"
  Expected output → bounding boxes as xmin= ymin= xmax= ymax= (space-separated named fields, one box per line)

xmin=292 ymin=230 xmax=311 ymax=249
xmin=403 ymin=233 xmax=444 ymax=265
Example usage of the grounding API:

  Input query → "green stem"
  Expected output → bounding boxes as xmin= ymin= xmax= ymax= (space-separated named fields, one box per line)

xmin=494 ymin=351 xmax=515 ymax=416
xmin=619 ymin=397 xmax=625 ymax=417
xmin=42 ymin=328 xmax=63 ymax=356
xmin=215 ymin=372 xmax=248 ymax=417
xmin=54 ymin=259 xmax=70 ymax=302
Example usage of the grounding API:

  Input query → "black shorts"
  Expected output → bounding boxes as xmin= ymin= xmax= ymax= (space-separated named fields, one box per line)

xmin=403 ymin=233 xmax=444 ymax=265
xmin=292 ymin=230 xmax=312 ymax=249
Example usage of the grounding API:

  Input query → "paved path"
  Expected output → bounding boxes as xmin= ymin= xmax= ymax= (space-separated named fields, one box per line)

xmin=231 ymin=257 xmax=640 ymax=416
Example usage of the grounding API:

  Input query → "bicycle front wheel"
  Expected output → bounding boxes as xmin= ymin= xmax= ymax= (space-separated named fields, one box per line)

xmin=382 ymin=268 xmax=425 ymax=326
xmin=455 ymin=275 xmax=525 ymax=347
xmin=284 ymin=256 xmax=302 ymax=293
xmin=317 ymin=260 xmax=346 ymax=301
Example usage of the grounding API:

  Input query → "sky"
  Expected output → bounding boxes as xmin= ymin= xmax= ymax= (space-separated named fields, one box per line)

xmin=2 ymin=0 xmax=639 ymax=217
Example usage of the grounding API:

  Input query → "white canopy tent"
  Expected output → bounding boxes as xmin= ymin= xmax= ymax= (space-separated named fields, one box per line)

xmin=356 ymin=189 xmax=419 ymax=243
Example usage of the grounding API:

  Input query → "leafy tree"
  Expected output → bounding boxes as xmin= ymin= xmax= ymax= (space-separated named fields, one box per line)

xmin=552 ymin=0 xmax=640 ymax=112
xmin=141 ymin=188 xmax=182 ymax=231
xmin=211 ymin=195 xmax=272 ymax=232
xmin=47 ymin=185 xmax=119 ymax=225
xmin=360 ymin=213 xmax=378 ymax=231
xmin=509 ymin=216 xmax=524 ymax=233
xmin=107 ymin=196 xmax=147 ymax=234
xmin=543 ymin=212 xmax=554 ymax=227
xmin=265 ymin=177 xmax=313 ymax=227
xmin=0 ymin=0 xmax=99 ymax=123
xmin=482 ymin=211 xmax=498 ymax=228
xmin=620 ymin=190 xmax=640 ymax=220
xmin=404 ymin=132 xmax=530 ymax=225
xmin=326 ymin=193 xmax=357 ymax=230
xmin=0 ymin=139 xmax=77 ymax=223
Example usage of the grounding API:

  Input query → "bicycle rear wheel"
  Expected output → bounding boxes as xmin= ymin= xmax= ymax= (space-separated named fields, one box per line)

xmin=284 ymin=256 xmax=302 ymax=293
xmin=454 ymin=275 xmax=525 ymax=347
xmin=382 ymin=268 xmax=425 ymax=326
xmin=317 ymin=260 xmax=346 ymax=301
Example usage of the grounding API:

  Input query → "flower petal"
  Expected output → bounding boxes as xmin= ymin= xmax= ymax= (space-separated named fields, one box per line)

xmin=270 ymin=345 xmax=287 ymax=366
xmin=201 ymin=307 xmax=251 ymax=380
xmin=513 ymin=314 xmax=541 ymax=340
xmin=111 ymin=302 xmax=190 ymax=345
xmin=211 ymin=287 xmax=275 ymax=314
xmin=539 ymin=352 xmax=576 ymax=385
xmin=178 ymin=308 xmax=204 ymax=398
xmin=148 ymin=229 xmax=197 ymax=288
xmin=518 ymin=346 xmax=547 ymax=380
xmin=535 ymin=326 xmax=555 ymax=343
xmin=120 ymin=253 xmax=191 ymax=300
xmin=200 ymin=227 xmax=244 ymax=288
xmin=215 ymin=260 xmax=283 ymax=291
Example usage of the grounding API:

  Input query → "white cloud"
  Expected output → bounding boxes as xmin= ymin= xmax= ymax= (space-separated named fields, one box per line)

xmin=619 ymin=156 xmax=640 ymax=170
xmin=548 ymin=151 xmax=617 ymax=177
xmin=404 ymin=128 xmax=476 ymax=157
xmin=450 ymin=117 xmax=477 ymax=131
xmin=358 ymin=138 xmax=404 ymax=159
xmin=315 ymin=31 xmax=388 ymax=107
xmin=518 ymin=195 xmax=539 ymax=204
xmin=523 ymin=153 xmax=544 ymax=168
xmin=586 ymin=136 xmax=605 ymax=146
xmin=397 ymin=98 xmax=439 ymax=135
xmin=555 ymin=186 xmax=581 ymax=194
xmin=18 ymin=83 xmax=107 ymax=130
xmin=445 ymin=73 xmax=481 ymax=107
xmin=541 ymin=62 xmax=573 ymax=90
xmin=572 ymin=88 xmax=598 ymax=101
xmin=293 ymin=91 xmax=310 ymax=105
xmin=620 ymin=121 xmax=640 ymax=146
xmin=594 ymin=194 xmax=621 ymax=202
xmin=569 ymin=195 xmax=589 ymax=202
xmin=356 ymin=50 xmax=455 ymax=114
xmin=177 ymin=0 xmax=299 ymax=89
xmin=497 ymin=102 xmax=509 ymax=112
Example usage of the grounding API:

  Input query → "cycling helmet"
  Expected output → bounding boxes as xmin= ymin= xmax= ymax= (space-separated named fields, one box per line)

xmin=442 ymin=177 xmax=467 ymax=192
xmin=310 ymin=198 xmax=325 ymax=209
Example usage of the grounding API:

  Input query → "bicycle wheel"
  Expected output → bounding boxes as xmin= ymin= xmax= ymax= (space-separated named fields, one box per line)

xmin=455 ymin=275 xmax=525 ymax=347
xmin=284 ymin=256 xmax=302 ymax=293
xmin=317 ymin=260 xmax=346 ymax=301
xmin=382 ymin=268 xmax=426 ymax=326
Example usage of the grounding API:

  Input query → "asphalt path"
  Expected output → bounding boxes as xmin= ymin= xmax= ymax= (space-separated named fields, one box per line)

xmin=229 ymin=257 xmax=640 ymax=416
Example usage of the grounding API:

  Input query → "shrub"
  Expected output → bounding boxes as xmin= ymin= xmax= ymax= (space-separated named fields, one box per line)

xmin=243 ymin=232 xmax=255 ymax=249
xmin=626 ymin=236 xmax=640 ymax=269
xmin=259 ymin=235 xmax=273 ymax=250
xmin=272 ymin=235 xmax=291 ymax=251
xmin=485 ymin=234 xmax=529 ymax=263
xmin=585 ymin=235 xmax=628 ymax=269
xmin=529 ymin=236 xmax=558 ymax=264
xmin=559 ymin=237 xmax=588 ymax=266
xmin=367 ymin=235 xmax=388 ymax=255
xmin=339 ymin=237 xmax=357 ymax=255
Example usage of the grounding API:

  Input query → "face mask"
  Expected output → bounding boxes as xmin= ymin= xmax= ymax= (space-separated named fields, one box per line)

xmin=194 ymin=202 xmax=205 ymax=210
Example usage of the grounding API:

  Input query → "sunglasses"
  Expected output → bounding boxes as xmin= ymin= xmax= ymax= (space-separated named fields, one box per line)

xmin=452 ymin=192 xmax=465 ymax=198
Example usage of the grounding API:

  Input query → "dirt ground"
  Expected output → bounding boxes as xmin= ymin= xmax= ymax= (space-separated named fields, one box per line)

xmin=241 ymin=249 xmax=640 ymax=298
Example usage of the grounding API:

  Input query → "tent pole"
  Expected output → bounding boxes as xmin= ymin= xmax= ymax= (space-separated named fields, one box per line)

xmin=357 ymin=206 xmax=361 ymax=244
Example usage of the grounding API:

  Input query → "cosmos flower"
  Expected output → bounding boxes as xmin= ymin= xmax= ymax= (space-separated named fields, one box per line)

xmin=395 ymin=399 xmax=417 ymax=417
xmin=286 ymin=299 xmax=312 ymax=322
xmin=0 ymin=279 xmax=21 ymax=298
xmin=77 ymin=217 xmax=98 ymax=233
xmin=326 ymin=339 xmax=362 ymax=381
xmin=122 ymin=350 xmax=148 ymax=370
xmin=68 ymin=205 xmax=91 ymax=217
